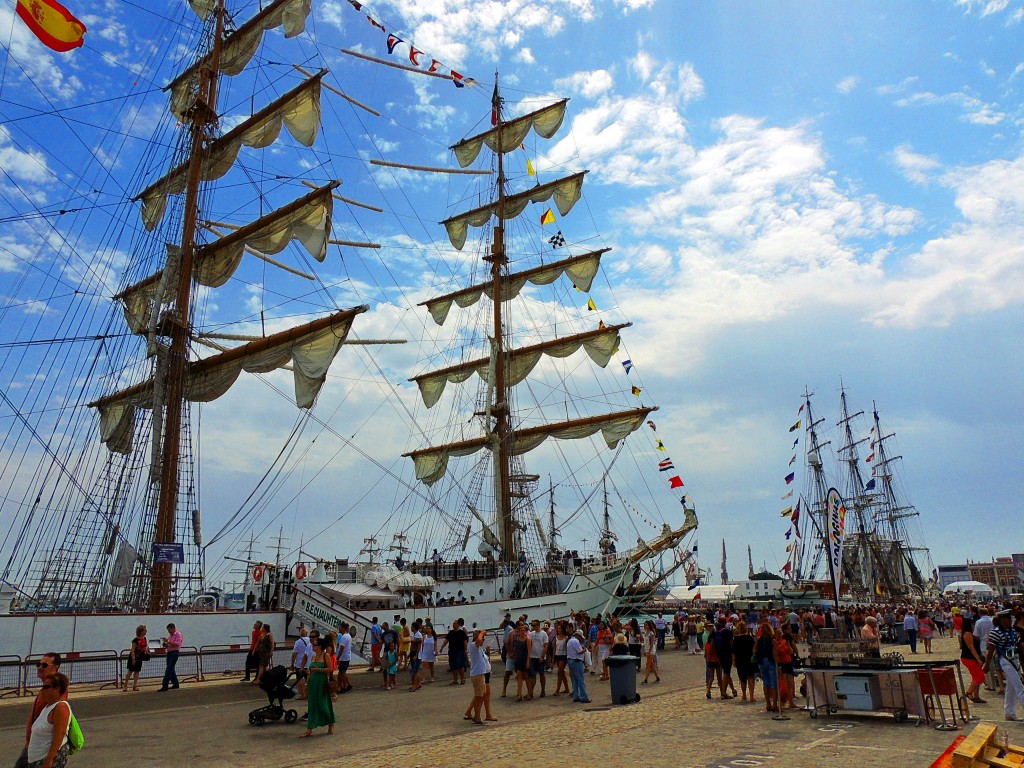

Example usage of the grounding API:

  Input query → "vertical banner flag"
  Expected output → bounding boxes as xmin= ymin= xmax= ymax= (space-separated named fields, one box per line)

xmin=16 ymin=0 xmax=86 ymax=52
xmin=825 ymin=487 xmax=846 ymax=602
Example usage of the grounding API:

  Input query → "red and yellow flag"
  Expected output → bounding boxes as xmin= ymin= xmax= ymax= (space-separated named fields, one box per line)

xmin=16 ymin=0 xmax=86 ymax=52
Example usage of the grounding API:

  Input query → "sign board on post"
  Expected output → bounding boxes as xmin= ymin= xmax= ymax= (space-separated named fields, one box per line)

xmin=152 ymin=543 xmax=185 ymax=564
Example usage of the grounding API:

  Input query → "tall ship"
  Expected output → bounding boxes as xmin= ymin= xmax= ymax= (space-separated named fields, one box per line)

xmin=0 ymin=0 xmax=695 ymax=651
xmin=780 ymin=387 xmax=935 ymax=602
xmin=288 ymin=70 xmax=698 ymax=634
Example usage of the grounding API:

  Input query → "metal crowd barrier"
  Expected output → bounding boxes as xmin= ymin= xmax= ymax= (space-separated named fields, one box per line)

xmin=3 ymin=640 xmax=348 ymax=695
xmin=197 ymin=644 xmax=250 ymax=680
xmin=0 ymin=656 xmax=22 ymax=698
xmin=25 ymin=650 xmax=120 ymax=694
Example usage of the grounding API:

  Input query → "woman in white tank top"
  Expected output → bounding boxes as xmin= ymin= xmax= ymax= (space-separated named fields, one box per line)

xmin=28 ymin=673 xmax=71 ymax=768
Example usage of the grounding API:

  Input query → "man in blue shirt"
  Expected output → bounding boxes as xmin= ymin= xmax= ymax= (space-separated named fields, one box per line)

xmin=567 ymin=630 xmax=591 ymax=703
xmin=903 ymin=611 xmax=918 ymax=654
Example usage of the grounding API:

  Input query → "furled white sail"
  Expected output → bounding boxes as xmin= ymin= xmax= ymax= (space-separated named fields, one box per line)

xmin=194 ymin=185 xmax=334 ymax=288
xmin=187 ymin=0 xmax=216 ymax=19
xmin=451 ymin=99 xmax=568 ymax=168
xmin=443 ymin=172 xmax=586 ymax=251
xmin=94 ymin=307 xmax=366 ymax=454
xmin=141 ymin=76 xmax=323 ymax=231
xmin=423 ymin=249 xmax=606 ymax=326
xmin=407 ymin=407 xmax=655 ymax=486
xmin=413 ymin=324 xmax=626 ymax=409
xmin=118 ymin=246 xmax=180 ymax=334
xmin=168 ymin=0 xmax=313 ymax=121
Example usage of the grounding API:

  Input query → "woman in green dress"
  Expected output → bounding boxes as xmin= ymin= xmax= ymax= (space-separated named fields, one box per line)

xmin=300 ymin=636 xmax=335 ymax=737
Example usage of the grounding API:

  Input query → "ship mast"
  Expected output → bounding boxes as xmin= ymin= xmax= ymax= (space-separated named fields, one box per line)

xmin=151 ymin=2 xmax=227 ymax=612
xmin=488 ymin=75 xmax=515 ymax=564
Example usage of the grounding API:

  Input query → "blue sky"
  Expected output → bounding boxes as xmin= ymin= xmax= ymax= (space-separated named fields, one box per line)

xmin=1 ymin=0 xmax=1022 ymax=587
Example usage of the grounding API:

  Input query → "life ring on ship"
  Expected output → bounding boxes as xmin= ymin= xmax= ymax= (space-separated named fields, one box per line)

xmin=294 ymin=563 xmax=307 ymax=580
xmin=252 ymin=565 xmax=264 ymax=583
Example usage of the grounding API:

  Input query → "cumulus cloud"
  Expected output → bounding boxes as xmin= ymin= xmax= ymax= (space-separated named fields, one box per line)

xmin=0 ymin=126 xmax=52 ymax=186
xmin=554 ymin=68 xmax=615 ymax=99
xmin=373 ymin=0 xmax=600 ymax=64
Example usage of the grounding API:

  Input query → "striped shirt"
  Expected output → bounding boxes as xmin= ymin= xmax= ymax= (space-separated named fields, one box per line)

xmin=987 ymin=626 xmax=1019 ymax=659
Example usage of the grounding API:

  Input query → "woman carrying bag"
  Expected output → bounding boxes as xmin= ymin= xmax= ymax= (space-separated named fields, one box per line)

xmin=28 ymin=673 xmax=73 ymax=768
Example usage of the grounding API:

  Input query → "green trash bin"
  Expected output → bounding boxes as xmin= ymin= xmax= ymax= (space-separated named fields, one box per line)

xmin=606 ymin=654 xmax=640 ymax=705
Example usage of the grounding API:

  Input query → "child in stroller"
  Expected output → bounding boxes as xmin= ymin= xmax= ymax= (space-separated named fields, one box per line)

xmin=248 ymin=665 xmax=298 ymax=726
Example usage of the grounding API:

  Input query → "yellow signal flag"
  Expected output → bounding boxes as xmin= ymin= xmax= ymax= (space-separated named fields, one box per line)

xmin=631 ymin=385 xmax=642 ymax=397
xmin=586 ymin=298 xmax=596 ymax=311
xmin=598 ymin=320 xmax=606 ymax=330
xmin=540 ymin=208 xmax=555 ymax=225
xmin=526 ymin=158 xmax=536 ymax=176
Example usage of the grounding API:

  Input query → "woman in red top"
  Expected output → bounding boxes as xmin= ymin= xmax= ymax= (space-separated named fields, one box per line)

xmin=123 ymin=625 xmax=149 ymax=691
xmin=774 ymin=629 xmax=796 ymax=709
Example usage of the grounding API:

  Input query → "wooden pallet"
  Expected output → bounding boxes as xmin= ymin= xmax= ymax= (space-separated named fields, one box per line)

xmin=953 ymin=723 xmax=1024 ymax=767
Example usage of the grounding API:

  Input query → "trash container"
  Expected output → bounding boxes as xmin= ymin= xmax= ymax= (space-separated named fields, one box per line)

xmin=606 ymin=654 xmax=640 ymax=705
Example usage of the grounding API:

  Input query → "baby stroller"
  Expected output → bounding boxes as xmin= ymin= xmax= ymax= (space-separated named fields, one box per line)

xmin=248 ymin=665 xmax=299 ymax=726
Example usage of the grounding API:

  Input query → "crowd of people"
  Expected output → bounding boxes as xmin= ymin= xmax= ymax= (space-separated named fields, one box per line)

xmin=652 ymin=600 xmax=1024 ymax=721
xmin=15 ymin=598 xmax=1024 ymax=760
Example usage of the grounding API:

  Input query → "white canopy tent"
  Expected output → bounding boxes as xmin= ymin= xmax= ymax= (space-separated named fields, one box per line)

xmin=942 ymin=580 xmax=997 ymax=597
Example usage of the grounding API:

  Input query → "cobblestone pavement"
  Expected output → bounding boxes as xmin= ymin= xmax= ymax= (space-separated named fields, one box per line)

xmin=0 ymin=635 xmax=1011 ymax=768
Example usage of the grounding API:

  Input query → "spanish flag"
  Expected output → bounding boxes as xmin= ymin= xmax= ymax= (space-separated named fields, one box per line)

xmin=16 ymin=0 xmax=86 ymax=52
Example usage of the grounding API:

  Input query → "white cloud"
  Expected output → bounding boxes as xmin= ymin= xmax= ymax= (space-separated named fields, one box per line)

xmin=554 ymin=69 xmax=614 ymax=99
xmin=979 ymin=59 xmax=996 ymax=76
xmin=0 ymin=126 xmax=52 ymax=186
xmin=836 ymin=75 xmax=859 ymax=94
xmin=514 ymin=47 xmax=535 ymax=65
xmin=956 ymin=0 xmax=1010 ymax=16
xmin=875 ymin=76 xmax=920 ymax=96
xmin=318 ymin=0 xmax=346 ymax=31
xmin=615 ymin=0 xmax=656 ymax=11
xmin=892 ymin=144 xmax=941 ymax=185
xmin=374 ymin=0 xmax=602 ymax=65
xmin=629 ymin=50 xmax=656 ymax=82
xmin=545 ymin=91 xmax=694 ymax=186
xmin=893 ymin=89 xmax=1005 ymax=125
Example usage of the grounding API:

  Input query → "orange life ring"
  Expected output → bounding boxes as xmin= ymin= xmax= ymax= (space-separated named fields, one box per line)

xmin=294 ymin=562 xmax=307 ymax=580
xmin=252 ymin=565 xmax=264 ymax=582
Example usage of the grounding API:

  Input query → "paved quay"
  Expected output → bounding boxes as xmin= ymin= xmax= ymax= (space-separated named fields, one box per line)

xmin=0 ymin=636 xmax=1005 ymax=768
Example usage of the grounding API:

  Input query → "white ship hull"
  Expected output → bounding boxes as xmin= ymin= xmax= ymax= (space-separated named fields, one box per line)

xmin=290 ymin=561 xmax=632 ymax=639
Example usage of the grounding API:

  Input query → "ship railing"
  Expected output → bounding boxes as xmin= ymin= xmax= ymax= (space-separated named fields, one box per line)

xmin=24 ymin=650 xmax=122 ymax=694
xmin=407 ymin=561 xmax=499 ymax=581
xmin=0 ymin=655 xmax=22 ymax=698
